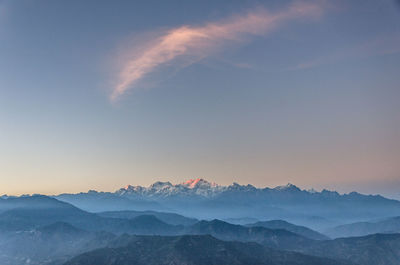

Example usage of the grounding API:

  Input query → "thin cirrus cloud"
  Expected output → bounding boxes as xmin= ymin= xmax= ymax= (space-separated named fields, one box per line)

xmin=111 ymin=1 xmax=326 ymax=101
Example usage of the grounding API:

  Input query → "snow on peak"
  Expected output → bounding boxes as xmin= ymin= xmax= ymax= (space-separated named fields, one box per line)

xmin=116 ymin=180 xmax=311 ymax=199
xmin=116 ymin=178 xmax=224 ymax=198
xmin=149 ymin=181 xmax=173 ymax=189
xmin=182 ymin=178 xmax=217 ymax=189
xmin=274 ymin=183 xmax=300 ymax=191
xmin=184 ymin=178 xmax=203 ymax=188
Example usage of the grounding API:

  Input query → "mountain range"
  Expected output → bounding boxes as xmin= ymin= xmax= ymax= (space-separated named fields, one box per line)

xmin=53 ymin=178 xmax=400 ymax=230
xmin=325 ymin=216 xmax=400 ymax=238
xmin=65 ymin=232 xmax=400 ymax=265
xmin=0 ymin=222 xmax=114 ymax=265
xmin=246 ymin=220 xmax=329 ymax=240
xmin=1 ymin=194 xmax=400 ymax=265
xmin=64 ymin=235 xmax=350 ymax=265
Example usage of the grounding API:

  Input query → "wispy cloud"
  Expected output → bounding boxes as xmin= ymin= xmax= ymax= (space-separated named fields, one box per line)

xmin=111 ymin=1 xmax=325 ymax=101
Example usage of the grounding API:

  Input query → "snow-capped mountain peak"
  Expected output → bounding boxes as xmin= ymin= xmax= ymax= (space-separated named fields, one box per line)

xmin=149 ymin=181 xmax=173 ymax=189
xmin=182 ymin=178 xmax=217 ymax=189
xmin=115 ymin=179 xmax=313 ymax=199
xmin=116 ymin=178 xmax=225 ymax=198
xmin=274 ymin=183 xmax=301 ymax=192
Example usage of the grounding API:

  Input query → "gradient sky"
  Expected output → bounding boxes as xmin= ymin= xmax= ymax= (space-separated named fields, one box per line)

xmin=0 ymin=0 xmax=399 ymax=198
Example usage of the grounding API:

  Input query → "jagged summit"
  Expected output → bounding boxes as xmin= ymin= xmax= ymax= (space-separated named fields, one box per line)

xmin=183 ymin=178 xmax=203 ymax=187
xmin=116 ymin=178 xmax=226 ymax=198
xmin=274 ymin=183 xmax=301 ymax=192
xmin=116 ymin=179 xmax=305 ymax=199
xmin=51 ymin=179 xmax=400 ymax=231
xmin=112 ymin=179 xmax=387 ymax=203
xmin=182 ymin=178 xmax=218 ymax=189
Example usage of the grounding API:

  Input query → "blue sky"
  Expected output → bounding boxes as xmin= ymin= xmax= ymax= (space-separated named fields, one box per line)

xmin=0 ymin=0 xmax=399 ymax=198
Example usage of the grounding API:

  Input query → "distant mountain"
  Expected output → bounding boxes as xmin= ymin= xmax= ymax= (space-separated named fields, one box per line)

xmin=98 ymin=210 xmax=198 ymax=226
xmin=0 ymin=195 xmax=75 ymax=213
xmin=224 ymin=217 xmax=260 ymax=225
xmin=55 ymin=191 xmax=165 ymax=212
xmin=64 ymin=235 xmax=350 ymax=265
xmin=296 ymin=233 xmax=400 ymax=265
xmin=247 ymin=220 xmax=329 ymax=240
xmin=53 ymin=179 xmax=400 ymax=230
xmin=1 ymin=195 xmax=400 ymax=265
xmin=116 ymin=178 xmax=225 ymax=199
xmin=0 ymin=195 xmax=181 ymax=235
xmin=0 ymin=222 xmax=115 ymax=265
xmin=185 ymin=219 xmax=314 ymax=250
xmin=325 ymin=216 xmax=400 ymax=238
xmin=0 ymin=195 xmax=95 ymax=231
xmin=122 ymin=214 xmax=183 ymax=235
xmin=183 ymin=221 xmax=400 ymax=265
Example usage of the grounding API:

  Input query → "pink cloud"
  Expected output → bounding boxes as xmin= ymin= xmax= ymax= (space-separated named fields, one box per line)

xmin=111 ymin=1 xmax=325 ymax=101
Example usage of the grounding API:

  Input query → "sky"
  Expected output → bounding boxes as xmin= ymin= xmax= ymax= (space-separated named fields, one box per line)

xmin=0 ymin=0 xmax=399 ymax=198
